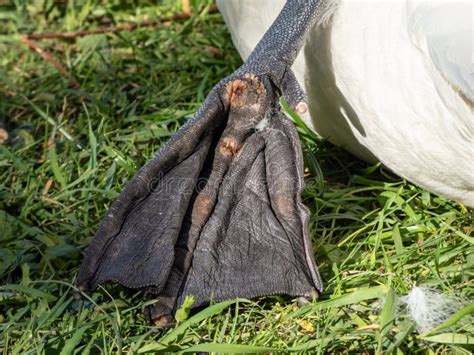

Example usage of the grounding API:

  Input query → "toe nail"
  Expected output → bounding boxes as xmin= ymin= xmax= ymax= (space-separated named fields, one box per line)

xmin=0 ymin=128 xmax=9 ymax=144
xmin=295 ymin=102 xmax=308 ymax=114
xmin=153 ymin=314 xmax=174 ymax=328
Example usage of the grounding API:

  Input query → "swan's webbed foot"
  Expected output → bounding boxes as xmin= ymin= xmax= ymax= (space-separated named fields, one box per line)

xmin=76 ymin=65 xmax=322 ymax=325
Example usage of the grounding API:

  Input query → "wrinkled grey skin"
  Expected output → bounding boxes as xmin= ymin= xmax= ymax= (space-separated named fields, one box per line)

xmin=77 ymin=0 xmax=324 ymax=325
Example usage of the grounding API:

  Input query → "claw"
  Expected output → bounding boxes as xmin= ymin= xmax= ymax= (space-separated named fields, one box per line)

xmin=296 ymin=102 xmax=308 ymax=114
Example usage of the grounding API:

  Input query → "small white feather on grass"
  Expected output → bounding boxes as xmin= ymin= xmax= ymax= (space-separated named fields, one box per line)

xmin=398 ymin=286 xmax=461 ymax=333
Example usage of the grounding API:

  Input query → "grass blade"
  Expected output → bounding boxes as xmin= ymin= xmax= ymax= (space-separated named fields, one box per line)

xmin=286 ymin=285 xmax=388 ymax=319
xmin=422 ymin=333 xmax=474 ymax=345
xmin=376 ymin=288 xmax=397 ymax=353
xmin=180 ymin=343 xmax=276 ymax=353
xmin=423 ymin=303 xmax=474 ymax=336
xmin=60 ymin=326 xmax=90 ymax=355
xmin=1 ymin=284 xmax=57 ymax=302
xmin=48 ymin=144 xmax=67 ymax=189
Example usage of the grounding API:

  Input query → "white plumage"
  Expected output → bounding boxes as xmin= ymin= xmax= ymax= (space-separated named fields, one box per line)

xmin=217 ymin=0 xmax=474 ymax=206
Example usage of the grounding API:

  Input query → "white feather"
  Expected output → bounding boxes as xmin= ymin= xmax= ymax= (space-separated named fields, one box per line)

xmin=398 ymin=286 xmax=461 ymax=333
xmin=407 ymin=1 xmax=473 ymax=103
xmin=217 ymin=0 xmax=474 ymax=206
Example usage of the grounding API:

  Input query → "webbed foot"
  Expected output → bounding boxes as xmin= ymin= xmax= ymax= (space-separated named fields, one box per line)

xmin=77 ymin=0 xmax=325 ymax=325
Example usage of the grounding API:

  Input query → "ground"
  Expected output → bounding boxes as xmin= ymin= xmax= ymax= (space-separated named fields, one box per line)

xmin=0 ymin=1 xmax=472 ymax=353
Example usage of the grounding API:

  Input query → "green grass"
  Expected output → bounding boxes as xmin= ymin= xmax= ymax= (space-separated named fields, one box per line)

xmin=0 ymin=1 xmax=473 ymax=353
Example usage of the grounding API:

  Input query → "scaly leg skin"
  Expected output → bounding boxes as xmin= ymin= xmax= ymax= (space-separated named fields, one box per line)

xmin=77 ymin=0 xmax=325 ymax=326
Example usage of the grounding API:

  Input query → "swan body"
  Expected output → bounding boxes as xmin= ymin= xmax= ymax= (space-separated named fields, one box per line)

xmin=217 ymin=0 xmax=474 ymax=206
